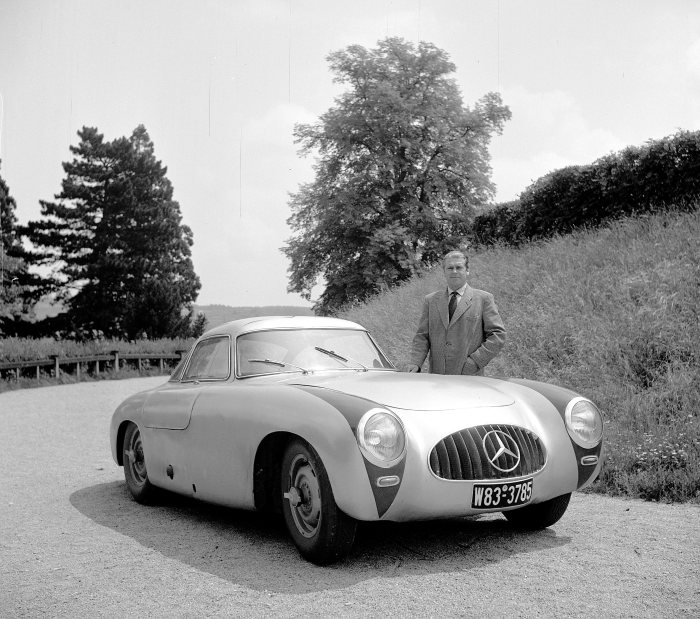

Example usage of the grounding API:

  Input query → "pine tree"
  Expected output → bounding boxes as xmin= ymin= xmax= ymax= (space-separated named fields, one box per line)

xmin=0 ymin=162 xmax=33 ymax=333
xmin=25 ymin=126 xmax=201 ymax=338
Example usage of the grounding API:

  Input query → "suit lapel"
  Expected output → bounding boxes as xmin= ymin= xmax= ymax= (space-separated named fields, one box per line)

xmin=438 ymin=290 xmax=450 ymax=329
xmin=450 ymin=285 xmax=473 ymax=325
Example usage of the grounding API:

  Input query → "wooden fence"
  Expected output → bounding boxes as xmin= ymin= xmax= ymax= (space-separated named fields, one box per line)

xmin=0 ymin=351 xmax=187 ymax=382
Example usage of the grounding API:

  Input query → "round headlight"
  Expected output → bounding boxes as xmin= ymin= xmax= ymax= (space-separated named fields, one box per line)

xmin=356 ymin=409 xmax=406 ymax=467
xmin=565 ymin=397 xmax=603 ymax=448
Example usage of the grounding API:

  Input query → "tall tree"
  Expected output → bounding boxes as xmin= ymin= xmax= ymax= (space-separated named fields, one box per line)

xmin=283 ymin=38 xmax=511 ymax=314
xmin=0 ymin=162 xmax=34 ymax=333
xmin=24 ymin=126 xmax=202 ymax=338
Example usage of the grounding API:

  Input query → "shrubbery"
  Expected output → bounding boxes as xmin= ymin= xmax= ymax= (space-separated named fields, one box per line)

xmin=471 ymin=130 xmax=700 ymax=245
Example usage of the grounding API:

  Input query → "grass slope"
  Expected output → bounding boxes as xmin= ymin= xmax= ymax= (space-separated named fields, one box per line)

xmin=341 ymin=210 xmax=700 ymax=503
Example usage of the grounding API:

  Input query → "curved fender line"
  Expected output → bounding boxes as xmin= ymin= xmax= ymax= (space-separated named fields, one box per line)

xmin=291 ymin=385 xmax=404 ymax=517
xmin=502 ymin=378 xmax=603 ymax=489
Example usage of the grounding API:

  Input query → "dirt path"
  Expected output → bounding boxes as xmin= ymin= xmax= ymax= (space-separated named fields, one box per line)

xmin=1 ymin=377 xmax=698 ymax=618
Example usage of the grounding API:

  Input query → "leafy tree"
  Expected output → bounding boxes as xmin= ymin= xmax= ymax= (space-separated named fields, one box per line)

xmin=283 ymin=37 xmax=511 ymax=314
xmin=24 ymin=126 xmax=202 ymax=338
xmin=0 ymin=162 xmax=35 ymax=333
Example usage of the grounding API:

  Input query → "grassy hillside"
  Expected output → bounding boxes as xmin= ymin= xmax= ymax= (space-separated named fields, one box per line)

xmin=341 ymin=209 xmax=700 ymax=503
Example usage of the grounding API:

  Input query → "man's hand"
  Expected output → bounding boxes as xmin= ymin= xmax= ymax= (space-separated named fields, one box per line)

xmin=461 ymin=358 xmax=479 ymax=375
xmin=405 ymin=364 xmax=420 ymax=373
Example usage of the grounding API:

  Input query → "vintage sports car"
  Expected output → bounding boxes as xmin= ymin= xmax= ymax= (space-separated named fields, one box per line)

xmin=110 ymin=316 xmax=603 ymax=564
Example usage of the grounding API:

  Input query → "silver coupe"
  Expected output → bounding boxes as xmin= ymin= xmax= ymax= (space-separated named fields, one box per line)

xmin=110 ymin=316 xmax=603 ymax=564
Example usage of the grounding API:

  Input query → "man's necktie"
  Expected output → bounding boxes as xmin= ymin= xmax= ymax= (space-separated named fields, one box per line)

xmin=448 ymin=291 xmax=458 ymax=321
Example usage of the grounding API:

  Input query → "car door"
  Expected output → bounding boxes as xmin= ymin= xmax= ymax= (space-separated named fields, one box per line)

xmin=143 ymin=335 xmax=231 ymax=429
xmin=141 ymin=335 xmax=232 ymax=493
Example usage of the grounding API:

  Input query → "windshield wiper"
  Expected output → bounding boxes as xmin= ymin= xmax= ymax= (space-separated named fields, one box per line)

xmin=248 ymin=359 xmax=309 ymax=374
xmin=314 ymin=347 xmax=368 ymax=371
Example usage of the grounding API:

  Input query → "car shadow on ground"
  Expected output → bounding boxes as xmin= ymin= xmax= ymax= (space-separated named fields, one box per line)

xmin=70 ymin=480 xmax=571 ymax=593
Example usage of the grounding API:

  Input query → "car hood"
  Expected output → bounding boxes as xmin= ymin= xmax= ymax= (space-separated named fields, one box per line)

xmin=289 ymin=371 xmax=515 ymax=411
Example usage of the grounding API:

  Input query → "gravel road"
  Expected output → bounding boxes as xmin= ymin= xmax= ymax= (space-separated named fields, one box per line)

xmin=1 ymin=377 xmax=698 ymax=618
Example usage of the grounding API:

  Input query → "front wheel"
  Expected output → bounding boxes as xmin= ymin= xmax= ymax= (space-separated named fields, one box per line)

xmin=503 ymin=493 xmax=571 ymax=529
xmin=280 ymin=439 xmax=357 ymax=565
xmin=122 ymin=422 xmax=157 ymax=504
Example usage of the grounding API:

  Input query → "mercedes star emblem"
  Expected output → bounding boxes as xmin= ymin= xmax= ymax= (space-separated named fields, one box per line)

xmin=482 ymin=430 xmax=521 ymax=472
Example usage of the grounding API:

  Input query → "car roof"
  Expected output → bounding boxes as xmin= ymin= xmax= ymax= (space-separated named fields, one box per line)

xmin=201 ymin=315 xmax=367 ymax=339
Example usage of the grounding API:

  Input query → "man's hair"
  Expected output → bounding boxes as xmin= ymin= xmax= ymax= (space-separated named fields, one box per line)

xmin=442 ymin=249 xmax=469 ymax=269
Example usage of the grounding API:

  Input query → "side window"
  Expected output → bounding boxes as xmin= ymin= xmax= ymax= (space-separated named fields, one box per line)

xmin=183 ymin=336 xmax=231 ymax=381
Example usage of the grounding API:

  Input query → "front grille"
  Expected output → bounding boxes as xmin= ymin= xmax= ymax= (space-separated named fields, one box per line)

xmin=429 ymin=424 xmax=546 ymax=480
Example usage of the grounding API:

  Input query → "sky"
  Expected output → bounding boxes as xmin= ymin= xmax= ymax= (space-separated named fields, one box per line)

xmin=1 ymin=0 xmax=699 ymax=308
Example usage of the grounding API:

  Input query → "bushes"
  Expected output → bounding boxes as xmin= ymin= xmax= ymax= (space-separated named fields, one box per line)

xmin=472 ymin=130 xmax=700 ymax=246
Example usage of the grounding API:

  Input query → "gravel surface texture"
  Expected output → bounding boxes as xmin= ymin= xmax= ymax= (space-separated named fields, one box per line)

xmin=1 ymin=377 xmax=698 ymax=618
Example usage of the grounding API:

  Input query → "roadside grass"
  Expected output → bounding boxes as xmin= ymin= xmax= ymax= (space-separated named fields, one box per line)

xmin=341 ymin=209 xmax=700 ymax=503
xmin=0 ymin=336 xmax=193 ymax=361
xmin=0 ymin=365 xmax=170 ymax=393
xmin=0 ymin=337 xmax=192 ymax=393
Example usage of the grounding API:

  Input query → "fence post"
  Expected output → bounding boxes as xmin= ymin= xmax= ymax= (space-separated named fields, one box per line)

xmin=112 ymin=351 xmax=120 ymax=374
xmin=51 ymin=355 xmax=60 ymax=378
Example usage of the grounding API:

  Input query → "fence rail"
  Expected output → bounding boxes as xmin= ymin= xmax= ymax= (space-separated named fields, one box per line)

xmin=0 ymin=350 xmax=187 ymax=381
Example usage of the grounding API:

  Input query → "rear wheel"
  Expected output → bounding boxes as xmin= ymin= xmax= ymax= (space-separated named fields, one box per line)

xmin=123 ymin=422 xmax=157 ymax=504
xmin=503 ymin=493 xmax=571 ymax=529
xmin=280 ymin=439 xmax=357 ymax=565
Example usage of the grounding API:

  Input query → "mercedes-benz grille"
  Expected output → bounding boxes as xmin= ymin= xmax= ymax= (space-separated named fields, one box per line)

xmin=429 ymin=424 xmax=546 ymax=480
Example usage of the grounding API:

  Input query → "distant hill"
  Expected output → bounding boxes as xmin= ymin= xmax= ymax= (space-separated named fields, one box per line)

xmin=194 ymin=304 xmax=314 ymax=329
xmin=31 ymin=301 xmax=314 ymax=330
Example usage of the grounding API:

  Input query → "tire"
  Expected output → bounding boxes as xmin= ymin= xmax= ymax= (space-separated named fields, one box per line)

xmin=503 ymin=493 xmax=571 ymax=529
xmin=280 ymin=439 xmax=357 ymax=565
xmin=122 ymin=422 xmax=157 ymax=505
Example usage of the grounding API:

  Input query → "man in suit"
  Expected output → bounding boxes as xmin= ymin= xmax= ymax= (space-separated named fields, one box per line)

xmin=406 ymin=249 xmax=506 ymax=375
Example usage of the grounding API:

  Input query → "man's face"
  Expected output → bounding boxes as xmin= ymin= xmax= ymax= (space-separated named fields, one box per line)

xmin=443 ymin=255 xmax=468 ymax=291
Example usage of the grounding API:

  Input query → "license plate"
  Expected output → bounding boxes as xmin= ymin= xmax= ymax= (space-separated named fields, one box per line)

xmin=471 ymin=479 xmax=533 ymax=509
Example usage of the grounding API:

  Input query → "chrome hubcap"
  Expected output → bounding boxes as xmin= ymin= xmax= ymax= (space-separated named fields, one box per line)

xmin=284 ymin=454 xmax=321 ymax=538
xmin=125 ymin=430 xmax=147 ymax=485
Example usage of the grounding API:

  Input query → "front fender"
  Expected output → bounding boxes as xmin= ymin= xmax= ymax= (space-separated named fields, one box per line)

xmin=502 ymin=377 xmax=603 ymax=489
xmin=173 ymin=383 xmax=382 ymax=519
xmin=243 ymin=384 xmax=382 ymax=520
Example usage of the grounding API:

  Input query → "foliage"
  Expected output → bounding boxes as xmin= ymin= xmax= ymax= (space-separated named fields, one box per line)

xmin=23 ymin=126 xmax=202 ymax=339
xmin=0 ymin=335 xmax=193 ymax=362
xmin=284 ymin=37 xmax=511 ymax=314
xmin=341 ymin=209 xmax=700 ymax=502
xmin=0 ymin=334 xmax=195 ymax=393
xmin=0 ymin=161 xmax=35 ymax=332
xmin=471 ymin=130 xmax=700 ymax=245
xmin=0 ymin=364 xmax=168 ymax=394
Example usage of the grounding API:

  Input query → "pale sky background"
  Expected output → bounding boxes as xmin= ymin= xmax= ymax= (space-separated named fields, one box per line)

xmin=1 ymin=0 xmax=699 ymax=308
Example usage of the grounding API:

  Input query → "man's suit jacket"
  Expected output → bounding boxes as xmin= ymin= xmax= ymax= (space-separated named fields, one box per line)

xmin=410 ymin=284 xmax=506 ymax=375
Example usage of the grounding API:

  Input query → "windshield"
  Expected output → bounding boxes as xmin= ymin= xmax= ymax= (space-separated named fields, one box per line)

xmin=236 ymin=328 xmax=393 ymax=377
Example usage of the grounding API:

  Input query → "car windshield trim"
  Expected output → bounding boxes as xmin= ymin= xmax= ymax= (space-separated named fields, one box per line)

xmin=234 ymin=327 xmax=393 ymax=378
